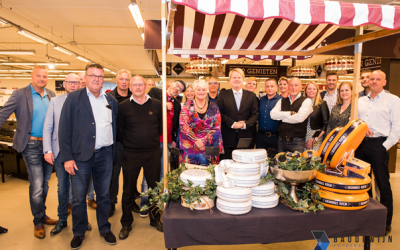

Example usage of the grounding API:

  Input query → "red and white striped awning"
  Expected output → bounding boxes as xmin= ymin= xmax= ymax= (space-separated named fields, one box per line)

xmin=169 ymin=0 xmax=400 ymax=61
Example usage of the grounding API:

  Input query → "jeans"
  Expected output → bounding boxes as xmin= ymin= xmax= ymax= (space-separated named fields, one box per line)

xmin=278 ymin=137 xmax=305 ymax=153
xmin=71 ymin=146 xmax=113 ymax=236
xmin=121 ymin=148 xmax=161 ymax=227
xmin=54 ymin=154 xmax=69 ymax=221
xmin=21 ymin=140 xmax=53 ymax=226
xmin=69 ymin=178 xmax=95 ymax=203
xmin=110 ymin=141 xmax=124 ymax=205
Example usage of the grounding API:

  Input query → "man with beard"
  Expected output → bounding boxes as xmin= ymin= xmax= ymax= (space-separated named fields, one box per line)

xmin=320 ymin=72 xmax=338 ymax=113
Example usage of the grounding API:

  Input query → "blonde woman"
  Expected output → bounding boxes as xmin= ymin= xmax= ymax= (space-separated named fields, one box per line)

xmin=179 ymin=80 xmax=223 ymax=165
xmin=245 ymin=77 xmax=257 ymax=93
xmin=325 ymin=82 xmax=352 ymax=135
xmin=303 ymin=82 xmax=329 ymax=151
xmin=182 ymin=84 xmax=194 ymax=104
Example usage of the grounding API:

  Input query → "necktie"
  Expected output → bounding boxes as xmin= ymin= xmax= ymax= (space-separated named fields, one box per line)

xmin=235 ymin=91 xmax=241 ymax=111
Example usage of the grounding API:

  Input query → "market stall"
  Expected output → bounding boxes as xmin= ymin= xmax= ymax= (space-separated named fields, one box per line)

xmin=158 ymin=0 xmax=400 ymax=249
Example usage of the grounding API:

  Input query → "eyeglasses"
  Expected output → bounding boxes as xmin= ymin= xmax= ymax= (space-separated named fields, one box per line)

xmin=65 ymin=81 xmax=80 ymax=85
xmin=132 ymin=83 xmax=145 ymax=87
xmin=87 ymin=75 xmax=104 ymax=80
xmin=208 ymin=82 xmax=218 ymax=85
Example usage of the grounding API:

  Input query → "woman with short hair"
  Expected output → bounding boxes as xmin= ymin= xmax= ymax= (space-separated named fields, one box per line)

xmin=245 ymin=77 xmax=257 ymax=93
xmin=179 ymin=80 xmax=223 ymax=165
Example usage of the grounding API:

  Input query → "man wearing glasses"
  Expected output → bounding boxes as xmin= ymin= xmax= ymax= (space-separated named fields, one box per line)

xmin=59 ymin=63 xmax=118 ymax=249
xmin=43 ymin=73 xmax=81 ymax=236
xmin=0 ymin=66 xmax=57 ymax=238
xmin=208 ymin=77 xmax=219 ymax=103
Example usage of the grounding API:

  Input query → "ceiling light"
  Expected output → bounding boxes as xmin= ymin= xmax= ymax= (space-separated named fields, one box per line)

xmin=110 ymin=71 xmax=116 ymax=75
xmin=48 ymin=63 xmax=55 ymax=69
xmin=0 ymin=18 xmax=8 ymax=26
xmin=9 ymin=70 xmax=32 ymax=72
xmin=17 ymin=29 xmax=52 ymax=45
xmin=36 ymin=62 xmax=70 ymax=66
xmin=0 ymin=74 xmax=13 ymax=76
xmin=129 ymin=2 xmax=145 ymax=28
xmin=54 ymin=46 xmax=74 ymax=56
xmin=141 ymin=32 xmax=144 ymax=40
xmin=0 ymin=50 xmax=36 ymax=55
xmin=65 ymin=70 xmax=85 ymax=73
xmin=221 ymin=60 xmax=228 ymax=64
xmin=104 ymin=68 xmax=111 ymax=72
xmin=48 ymin=70 xmax=63 ymax=73
xmin=2 ymin=62 xmax=35 ymax=65
xmin=76 ymin=56 xmax=90 ymax=63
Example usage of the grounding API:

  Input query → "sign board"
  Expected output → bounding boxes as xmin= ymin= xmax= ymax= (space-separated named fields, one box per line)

xmin=361 ymin=57 xmax=381 ymax=70
xmin=225 ymin=64 xmax=287 ymax=78
xmin=55 ymin=80 xmax=64 ymax=91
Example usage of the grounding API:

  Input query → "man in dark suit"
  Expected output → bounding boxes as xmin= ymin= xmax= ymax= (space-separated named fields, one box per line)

xmin=0 ymin=66 xmax=57 ymax=238
xmin=217 ymin=68 xmax=259 ymax=159
xmin=59 ymin=63 xmax=118 ymax=249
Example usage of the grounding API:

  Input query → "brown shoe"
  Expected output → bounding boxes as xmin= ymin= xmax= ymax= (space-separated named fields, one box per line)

xmin=68 ymin=203 xmax=71 ymax=215
xmin=44 ymin=215 xmax=58 ymax=225
xmin=87 ymin=199 xmax=97 ymax=209
xmin=34 ymin=225 xmax=45 ymax=239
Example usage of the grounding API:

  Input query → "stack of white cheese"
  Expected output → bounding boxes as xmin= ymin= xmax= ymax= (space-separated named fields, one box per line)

xmin=180 ymin=169 xmax=215 ymax=210
xmin=216 ymin=149 xmax=279 ymax=215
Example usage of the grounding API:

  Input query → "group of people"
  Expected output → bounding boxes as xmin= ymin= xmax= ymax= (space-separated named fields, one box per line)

xmin=0 ymin=64 xmax=398 ymax=249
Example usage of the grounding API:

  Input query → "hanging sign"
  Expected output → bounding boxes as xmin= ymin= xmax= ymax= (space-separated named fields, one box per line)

xmin=225 ymin=64 xmax=287 ymax=78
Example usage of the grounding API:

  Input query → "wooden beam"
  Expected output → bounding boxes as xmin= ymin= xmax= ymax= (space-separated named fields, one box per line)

xmin=168 ymin=49 xmax=309 ymax=56
xmin=351 ymin=27 xmax=363 ymax=120
xmin=310 ymin=28 xmax=400 ymax=56
xmin=162 ymin=0 xmax=168 ymax=194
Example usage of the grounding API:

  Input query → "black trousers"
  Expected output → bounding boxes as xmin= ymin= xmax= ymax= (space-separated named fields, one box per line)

xmin=220 ymin=133 xmax=239 ymax=160
xmin=120 ymin=148 xmax=161 ymax=227
xmin=355 ymin=137 xmax=392 ymax=226
xmin=256 ymin=132 xmax=279 ymax=151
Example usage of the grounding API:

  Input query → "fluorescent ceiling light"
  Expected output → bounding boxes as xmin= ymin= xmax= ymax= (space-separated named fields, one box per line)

xmin=0 ymin=50 xmax=36 ymax=55
xmin=54 ymin=46 xmax=74 ymax=56
xmin=0 ymin=18 xmax=8 ymax=26
xmin=65 ymin=70 xmax=85 ymax=73
xmin=2 ymin=62 xmax=35 ymax=65
xmin=104 ymin=68 xmax=111 ymax=72
xmin=36 ymin=63 xmax=70 ymax=66
xmin=110 ymin=71 xmax=116 ymax=75
xmin=9 ymin=70 xmax=32 ymax=72
xmin=0 ymin=74 xmax=13 ymax=76
xmin=17 ymin=29 xmax=52 ymax=45
xmin=76 ymin=56 xmax=90 ymax=63
xmin=129 ymin=2 xmax=145 ymax=28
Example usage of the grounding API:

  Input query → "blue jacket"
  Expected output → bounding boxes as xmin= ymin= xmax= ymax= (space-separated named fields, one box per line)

xmin=58 ymin=87 xmax=118 ymax=163
xmin=258 ymin=93 xmax=282 ymax=132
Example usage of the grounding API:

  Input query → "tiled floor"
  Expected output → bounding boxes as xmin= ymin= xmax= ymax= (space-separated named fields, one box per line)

xmin=0 ymin=150 xmax=399 ymax=250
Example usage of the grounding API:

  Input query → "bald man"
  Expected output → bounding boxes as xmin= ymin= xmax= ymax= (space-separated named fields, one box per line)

xmin=270 ymin=77 xmax=313 ymax=152
xmin=356 ymin=70 xmax=400 ymax=235
xmin=118 ymin=75 xmax=163 ymax=239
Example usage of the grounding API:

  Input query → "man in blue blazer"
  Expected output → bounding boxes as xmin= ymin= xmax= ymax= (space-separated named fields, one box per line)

xmin=0 ymin=66 xmax=57 ymax=238
xmin=59 ymin=64 xmax=118 ymax=249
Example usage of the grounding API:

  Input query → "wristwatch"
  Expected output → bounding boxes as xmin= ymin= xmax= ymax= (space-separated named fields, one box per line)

xmin=44 ymin=151 xmax=52 ymax=154
xmin=314 ymin=138 xmax=319 ymax=142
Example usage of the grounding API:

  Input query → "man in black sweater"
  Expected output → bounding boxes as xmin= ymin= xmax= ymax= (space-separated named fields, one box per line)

xmin=118 ymin=75 xmax=163 ymax=240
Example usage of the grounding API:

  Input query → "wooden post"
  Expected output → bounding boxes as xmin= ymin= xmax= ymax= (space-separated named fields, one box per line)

xmin=162 ymin=0 xmax=168 ymax=193
xmin=351 ymin=26 xmax=363 ymax=120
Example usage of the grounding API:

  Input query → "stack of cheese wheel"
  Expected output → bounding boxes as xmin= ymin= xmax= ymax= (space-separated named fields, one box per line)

xmin=314 ymin=171 xmax=371 ymax=210
xmin=216 ymin=186 xmax=252 ymax=215
xmin=318 ymin=119 xmax=368 ymax=168
xmin=180 ymin=169 xmax=215 ymax=210
xmin=250 ymin=181 xmax=279 ymax=209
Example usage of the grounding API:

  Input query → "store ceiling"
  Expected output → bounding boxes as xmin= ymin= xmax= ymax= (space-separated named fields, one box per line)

xmin=0 ymin=0 xmax=397 ymax=78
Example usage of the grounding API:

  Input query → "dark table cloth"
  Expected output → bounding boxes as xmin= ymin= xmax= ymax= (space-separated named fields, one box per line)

xmin=163 ymin=198 xmax=387 ymax=248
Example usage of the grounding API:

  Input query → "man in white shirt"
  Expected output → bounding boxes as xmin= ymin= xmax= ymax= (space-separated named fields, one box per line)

xmin=271 ymin=77 xmax=313 ymax=152
xmin=356 ymin=70 xmax=400 ymax=236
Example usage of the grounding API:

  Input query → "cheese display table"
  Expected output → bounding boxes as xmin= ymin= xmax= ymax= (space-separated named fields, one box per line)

xmin=163 ymin=199 xmax=386 ymax=250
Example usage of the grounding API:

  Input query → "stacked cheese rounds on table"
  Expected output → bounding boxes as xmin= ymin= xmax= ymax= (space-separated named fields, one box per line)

xmin=315 ymin=119 xmax=371 ymax=210
xmin=180 ymin=169 xmax=215 ymax=210
xmin=216 ymin=149 xmax=278 ymax=215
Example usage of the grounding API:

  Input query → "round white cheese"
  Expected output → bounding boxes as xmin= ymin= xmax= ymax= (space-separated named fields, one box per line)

xmin=216 ymin=186 xmax=252 ymax=203
xmin=259 ymin=161 xmax=269 ymax=178
xmin=180 ymin=169 xmax=212 ymax=188
xmin=181 ymin=195 xmax=215 ymax=210
xmin=251 ymin=181 xmax=275 ymax=197
xmin=251 ymin=193 xmax=279 ymax=209
xmin=225 ymin=162 xmax=260 ymax=176
xmin=232 ymin=149 xmax=267 ymax=163
xmin=216 ymin=198 xmax=252 ymax=215
xmin=226 ymin=173 xmax=260 ymax=188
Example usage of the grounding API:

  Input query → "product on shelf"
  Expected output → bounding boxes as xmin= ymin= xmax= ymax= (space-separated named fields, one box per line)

xmin=251 ymin=193 xmax=279 ymax=209
xmin=226 ymin=173 xmax=260 ymax=188
xmin=180 ymin=169 xmax=212 ymax=188
xmin=317 ymin=189 xmax=369 ymax=210
xmin=232 ymin=149 xmax=267 ymax=163
xmin=251 ymin=181 xmax=275 ymax=197
xmin=216 ymin=186 xmax=252 ymax=202
xmin=216 ymin=198 xmax=252 ymax=215
xmin=314 ymin=170 xmax=371 ymax=194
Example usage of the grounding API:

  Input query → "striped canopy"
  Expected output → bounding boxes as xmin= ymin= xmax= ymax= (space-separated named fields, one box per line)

xmin=169 ymin=0 xmax=400 ymax=61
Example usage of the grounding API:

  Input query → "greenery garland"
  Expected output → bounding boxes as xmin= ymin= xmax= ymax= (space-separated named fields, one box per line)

xmin=141 ymin=163 xmax=217 ymax=212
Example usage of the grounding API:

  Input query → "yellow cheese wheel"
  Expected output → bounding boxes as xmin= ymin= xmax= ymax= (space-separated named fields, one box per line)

xmin=317 ymin=189 xmax=369 ymax=210
xmin=314 ymin=171 xmax=371 ymax=194
xmin=301 ymin=150 xmax=319 ymax=158
xmin=318 ymin=119 xmax=368 ymax=168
